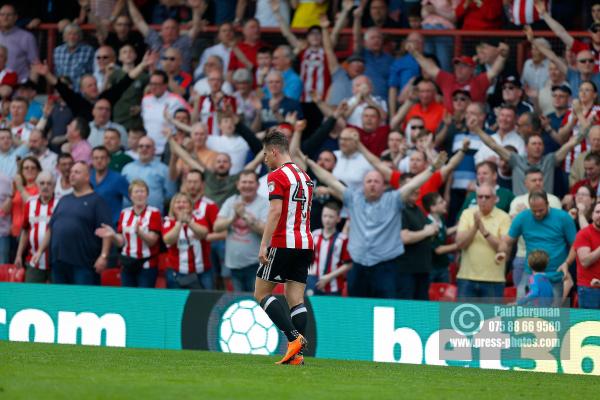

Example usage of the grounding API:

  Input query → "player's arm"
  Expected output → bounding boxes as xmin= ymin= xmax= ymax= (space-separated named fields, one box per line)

xmin=304 ymin=156 xmax=347 ymax=200
xmin=258 ymin=199 xmax=283 ymax=265
xmin=399 ymin=152 xmax=447 ymax=202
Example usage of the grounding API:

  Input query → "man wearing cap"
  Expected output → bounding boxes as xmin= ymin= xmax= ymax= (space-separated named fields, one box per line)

xmin=536 ymin=0 xmax=600 ymax=73
xmin=406 ymin=41 xmax=508 ymax=113
xmin=542 ymin=84 xmax=571 ymax=145
xmin=538 ymin=61 xmax=569 ymax=116
xmin=486 ymin=75 xmax=534 ymax=128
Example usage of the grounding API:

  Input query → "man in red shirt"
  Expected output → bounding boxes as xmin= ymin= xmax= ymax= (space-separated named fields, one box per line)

xmin=455 ymin=0 xmax=504 ymax=30
xmin=407 ymin=42 xmax=509 ymax=112
xmin=347 ymin=105 xmax=389 ymax=156
xmin=255 ymin=130 xmax=313 ymax=365
xmin=573 ymin=202 xmax=600 ymax=309
xmin=228 ymin=18 xmax=265 ymax=76
xmin=404 ymin=78 xmax=446 ymax=134
xmin=571 ymin=152 xmax=600 ymax=195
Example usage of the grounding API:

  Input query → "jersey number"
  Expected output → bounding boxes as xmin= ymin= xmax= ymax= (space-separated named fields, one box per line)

xmin=292 ymin=185 xmax=308 ymax=218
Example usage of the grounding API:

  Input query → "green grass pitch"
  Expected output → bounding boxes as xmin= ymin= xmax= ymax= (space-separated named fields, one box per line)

xmin=0 ymin=341 xmax=598 ymax=399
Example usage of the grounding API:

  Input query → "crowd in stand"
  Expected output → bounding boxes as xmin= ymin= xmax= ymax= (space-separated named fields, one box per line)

xmin=0 ymin=0 xmax=599 ymax=309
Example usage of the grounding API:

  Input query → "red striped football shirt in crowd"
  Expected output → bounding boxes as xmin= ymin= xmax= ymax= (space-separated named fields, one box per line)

xmin=117 ymin=206 xmax=162 ymax=268
xmin=23 ymin=196 xmax=58 ymax=270
xmin=268 ymin=162 xmax=314 ymax=249
xmin=299 ymin=47 xmax=331 ymax=103
xmin=194 ymin=195 xmax=219 ymax=266
xmin=561 ymin=106 xmax=600 ymax=172
xmin=162 ymin=214 xmax=210 ymax=274
xmin=509 ymin=0 xmax=548 ymax=26
xmin=309 ymin=229 xmax=351 ymax=293
xmin=197 ymin=94 xmax=237 ymax=136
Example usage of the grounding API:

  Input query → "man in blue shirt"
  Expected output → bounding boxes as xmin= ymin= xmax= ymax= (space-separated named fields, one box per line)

xmin=262 ymin=45 xmax=302 ymax=101
xmin=388 ymin=33 xmax=423 ymax=114
xmin=353 ymin=9 xmax=394 ymax=101
xmin=53 ymin=23 xmax=95 ymax=92
xmin=121 ymin=136 xmax=176 ymax=214
xmin=497 ymin=191 xmax=576 ymax=306
xmin=259 ymin=70 xmax=303 ymax=130
xmin=90 ymin=146 xmax=129 ymax=225
xmin=304 ymin=137 xmax=446 ymax=298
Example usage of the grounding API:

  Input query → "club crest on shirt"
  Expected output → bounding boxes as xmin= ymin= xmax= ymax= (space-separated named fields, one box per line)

xmin=268 ymin=182 xmax=275 ymax=193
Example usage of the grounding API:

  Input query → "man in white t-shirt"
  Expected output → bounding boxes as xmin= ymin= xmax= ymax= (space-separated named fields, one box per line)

xmin=332 ymin=127 xmax=373 ymax=192
xmin=206 ymin=115 xmax=250 ymax=174
xmin=475 ymin=104 xmax=525 ymax=164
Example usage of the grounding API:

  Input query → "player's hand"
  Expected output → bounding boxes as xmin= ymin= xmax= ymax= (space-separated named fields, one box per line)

xmin=258 ymin=244 xmax=269 ymax=265
xmin=495 ymin=252 xmax=506 ymax=264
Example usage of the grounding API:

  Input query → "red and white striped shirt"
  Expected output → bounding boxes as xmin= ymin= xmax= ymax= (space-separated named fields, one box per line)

xmin=509 ymin=0 xmax=549 ymax=26
xmin=309 ymin=229 xmax=351 ymax=293
xmin=268 ymin=162 xmax=314 ymax=249
xmin=197 ymin=94 xmax=237 ymax=136
xmin=299 ymin=47 xmax=331 ymax=103
xmin=162 ymin=214 xmax=210 ymax=274
xmin=117 ymin=206 xmax=162 ymax=269
xmin=561 ymin=106 xmax=600 ymax=172
xmin=194 ymin=195 xmax=220 ymax=261
xmin=23 ymin=195 xmax=58 ymax=270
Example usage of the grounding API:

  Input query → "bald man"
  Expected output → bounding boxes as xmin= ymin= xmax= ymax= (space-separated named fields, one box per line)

xmin=33 ymin=161 xmax=112 ymax=285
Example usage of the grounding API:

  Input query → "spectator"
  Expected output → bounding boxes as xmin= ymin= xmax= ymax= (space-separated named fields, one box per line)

xmin=455 ymin=0 xmax=504 ymax=30
xmin=344 ymin=75 xmax=387 ymax=128
xmin=26 ymin=129 xmax=57 ymax=174
xmin=252 ymin=0 xmax=291 ymax=27
xmin=14 ymin=171 xmax=56 ymax=283
xmin=62 ymin=117 xmax=92 ymax=165
xmin=33 ymin=161 xmax=112 ymax=285
xmin=196 ymin=22 xmax=235 ymax=77
xmin=421 ymin=0 xmax=459 ymax=73
xmin=459 ymin=160 xmax=515 ymax=215
xmin=396 ymin=173 xmax=440 ymax=300
xmin=516 ymin=112 xmax=560 ymax=156
xmin=0 ymin=45 xmax=17 ymax=89
xmin=228 ymin=18 xmax=266 ymax=74
xmin=496 ymin=76 xmax=535 ymax=119
xmin=0 ymin=128 xmax=26 ymax=178
xmin=54 ymin=153 xmax=74 ymax=199
xmin=162 ymin=192 xmax=211 ymax=289
xmin=103 ymin=14 xmax=146 ymax=63
xmin=388 ymin=33 xmax=424 ymax=115
xmin=96 ymin=179 xmax=162 ymax=288
xmin=407 ymin=41 xmax=508 ymax=112
xmin=304 ymin=148 xmax=446 ymax=298
xmin=53 ymin=23 xmax=95 ymax=92
xmin=262 ymin=45 xmax=302 ymax=102
xmin=508 ymin=167 xmax=562 ymax=290
xmin=141 ymin=70 xmax=191 ymax=155
xmin=290 ymin=0 xmax=327 ymax=28
xmin=103 ymin=128 xmax=133 ymax=173
xmin=522 ymin=37 xmax=551 ymax=92
xmin=164 ymin=122 xmax=216 ymax=180
xmin=196 ymin=69 xmax=237 ymax=136
xmin=108 ymin=44 xmax=149 ymax=130
xmin=469 ymin=116 xmax=586 ymax=196
xmin=539 ymin=63 xmax=569 ymax=117
xmin=205 ymin=116 xmax=251 ymax=174
xmin=455 ymin=183 xmax=511 ymax=300
xmin=475 ymin=104 xmax=525 ymax=164
xmin=573 ymin=201 xmax=600 ymax=309
xmin=423 ymin=192 xmax=457 ymax=283
xmin=345 ymin=106 xmax=390 ymax=156
xmin=161 ymin=47 xmax=192 ymax=98
xmin=566 ymin=184 xmax=595 ymax=230
xmin=121 ymin=137 xmax=176 ymax=214
xmin=15 ymin=80 xmax=42 ymax=123
xmin=571 ymin=152 xmax=600 ymax=195
xmin=8 ymin=97 xmax=33 ymax=144
xmin=255 ymin=70 xmax=303 ymax=131
xmin=125 ymin=127 xmax=144 ymax=161
xmin=332 ymin=128 xmax=373 ymax=193
xmin=192 ymin=55 xmax=234 ymax=96
xmin=517 ymin=250 xmax=554 ymax=307
xmin=570 ymin=126 xmax=600 ymax=185
xmin=90 ymin=146 xmax=130 ymax=225
xmin=11 ymin=155 xmax=40 ymax=251
xmin=542 ymin=84 xmax=571 ymax=148
xmin=403 ymin=78 xmax=446 ymax=135
xmin=214 ymin=170 xmax=268 ymax=292
xmin=37 ymin=90 xmax=73 ymax=154
xmin=325 ymin=52 xmax=366 ymax=107
xmin=498 ymin=190 xmax=576 ymax=305
xmin=0 ymin=172 xmax=9 ymax=262
xmin=363 ymin=0 xmax=399 ymax=28
xmin=128 ymin=0 xmax=204 ymax=73
xmin=0 ymin=3 xmax=38 ymax=82
xmin=352 ymin=8 xmax=394 ymax=100
xmin=306 ymin=201 xmax=352 ymax=295
xmin=93 ymin=45 xmax=117 ymax=91
xmin=232 ymin=68 xmax=260 ymax=126
xmin=87 ymin=99 xmax=128 ymax=148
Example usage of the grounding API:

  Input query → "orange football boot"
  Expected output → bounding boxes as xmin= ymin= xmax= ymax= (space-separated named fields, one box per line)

xmin=275 ymin=335 xmax=307 ymax=365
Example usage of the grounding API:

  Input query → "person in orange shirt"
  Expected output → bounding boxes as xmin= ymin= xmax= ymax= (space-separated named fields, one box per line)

xmin=403 ymin=78 xmax=446 ymax=134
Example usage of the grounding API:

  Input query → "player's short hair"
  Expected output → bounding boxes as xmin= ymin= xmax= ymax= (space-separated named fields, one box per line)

xmin=528 ymin=250 xmax=549 ymax=273
xmin=422 ymin=192 xmax=442 ymax=213
xmin=323 ymin=201 xmax=341 ymax=214
xmin=262 ymin=129 xmax=289 ymax=153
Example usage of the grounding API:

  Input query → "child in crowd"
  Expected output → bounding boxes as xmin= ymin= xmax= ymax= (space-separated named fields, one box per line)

xmin=422 ymin=192 xmax=457 ymax=283
xmin=518 ymin=250 xmax=554 ymax=307
xmin=307 ymin=202 xmax=352 ymax=296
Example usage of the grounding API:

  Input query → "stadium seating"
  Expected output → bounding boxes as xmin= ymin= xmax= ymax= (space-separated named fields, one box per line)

xmin=0 ymin=264 xmax=25 ymax=282
xmin=429 ymin=283 xmax=457 ymax=302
